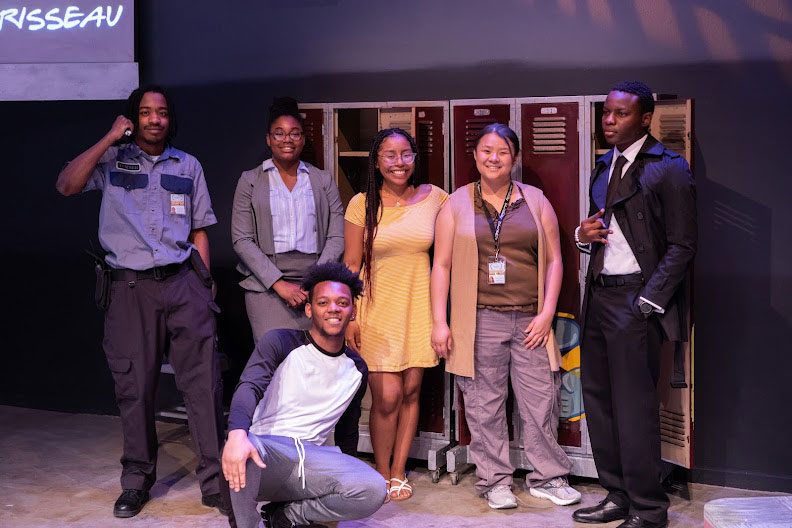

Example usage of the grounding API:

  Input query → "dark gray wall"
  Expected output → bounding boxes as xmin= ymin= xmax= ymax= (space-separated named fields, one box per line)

xmin=2 ymin=0 xmax=791 ymax=493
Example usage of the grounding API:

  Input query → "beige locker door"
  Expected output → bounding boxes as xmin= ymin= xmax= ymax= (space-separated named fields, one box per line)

xmin=650 ymin=98 xmax=695 ymax=469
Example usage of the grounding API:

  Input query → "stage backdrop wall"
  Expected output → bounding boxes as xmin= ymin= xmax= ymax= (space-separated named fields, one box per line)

xmin=1 ymin=0 xmax=790 ymax=493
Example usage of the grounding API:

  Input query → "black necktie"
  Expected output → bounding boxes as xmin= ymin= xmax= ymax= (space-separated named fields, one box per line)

xmin=604 ymin=155 xmax=628 ymax=226
xmin=592 ymin=155 xmax=627 ymax=277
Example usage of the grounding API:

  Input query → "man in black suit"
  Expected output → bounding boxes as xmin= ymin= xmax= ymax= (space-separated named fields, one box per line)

xmin=572 ymin=81 xmax=697 ymax=528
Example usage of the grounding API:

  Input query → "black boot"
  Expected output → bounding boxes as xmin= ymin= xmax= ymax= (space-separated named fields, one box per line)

xmin=113 ymin=489 xmax=149 ymax=518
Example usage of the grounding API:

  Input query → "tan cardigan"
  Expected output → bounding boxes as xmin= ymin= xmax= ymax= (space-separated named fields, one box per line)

xmin=446 ymin=182 xmax=562 ymax=378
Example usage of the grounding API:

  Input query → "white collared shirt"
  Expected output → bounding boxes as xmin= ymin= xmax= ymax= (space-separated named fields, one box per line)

xmin=264 ymin=159 xmax=317 ymax=254
xmin=601 ymin=134 xmax=647 ymax=276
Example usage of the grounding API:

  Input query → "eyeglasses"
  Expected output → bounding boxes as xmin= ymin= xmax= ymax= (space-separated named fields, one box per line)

xmin=379 ymin=152 xmax=416 ymax=164
xmin=270 ymin=130 xmax=303 ymax=141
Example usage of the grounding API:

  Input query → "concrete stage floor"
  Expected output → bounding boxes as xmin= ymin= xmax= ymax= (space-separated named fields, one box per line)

xmin=1 ymin=405 xmax=787 ymax=527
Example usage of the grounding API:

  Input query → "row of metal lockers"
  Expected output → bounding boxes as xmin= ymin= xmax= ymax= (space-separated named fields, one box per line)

xmin=297 ymin=95 xmax=694 ymax=482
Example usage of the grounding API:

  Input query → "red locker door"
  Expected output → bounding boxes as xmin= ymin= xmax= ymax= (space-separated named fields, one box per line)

xmin=520 ymin=102 xmax=580 ymax=318
xmin=452 ymin=104 xmax=511 ymax=189
xmin=299 ymin=108 xmax=324 ymax=170
xmin=415 ymin=106 xmax=446 ymax=190
xmin=452 ymin=103 xmax=512 ymax=446
xmin=415 ymin=106 xmax=447 ymax=433
xmin=521 ymin=101 xmax=582 ymax=448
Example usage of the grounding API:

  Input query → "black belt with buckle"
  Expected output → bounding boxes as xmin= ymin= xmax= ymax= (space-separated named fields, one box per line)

xmin=595 ymin=273 xmax=644 ymax=287
xmin=111 ymin=261 xmax=189 ymax=282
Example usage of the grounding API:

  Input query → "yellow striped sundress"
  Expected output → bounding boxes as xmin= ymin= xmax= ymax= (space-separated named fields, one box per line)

xmin=344 ymin=185 xmax=448 ymax=372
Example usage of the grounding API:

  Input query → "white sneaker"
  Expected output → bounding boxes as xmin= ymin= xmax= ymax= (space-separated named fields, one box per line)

xmin=529 ymin=476 xmax=582 ymax=506
xmin=485 ymin=484 xmax=518 ymax=509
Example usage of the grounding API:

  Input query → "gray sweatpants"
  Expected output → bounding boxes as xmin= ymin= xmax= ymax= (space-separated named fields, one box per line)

xmin=230 ymin=434 xmax=386 ymax=528
xmin=456 ymin=309 xmax=573 ymax=493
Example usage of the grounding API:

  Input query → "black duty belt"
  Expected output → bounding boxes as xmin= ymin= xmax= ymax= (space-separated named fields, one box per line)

xmin=595 ymin=273 xmax=644 ymax=287
xmin=111 ymin=261 xmax=189 ymax=282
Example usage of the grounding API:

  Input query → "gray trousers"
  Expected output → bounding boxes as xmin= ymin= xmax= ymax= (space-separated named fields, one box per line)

xmin=230 ymin=434 xmax=386 ymax=528
xmin=457 ymin=309 xmax=572 ymax=493
xmin=244 ymin=251 xmax=317 ymax=343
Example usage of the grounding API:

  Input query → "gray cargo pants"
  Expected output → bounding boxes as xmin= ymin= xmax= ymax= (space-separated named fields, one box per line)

xmin=456 ymin=308 xmax=572 ymax=493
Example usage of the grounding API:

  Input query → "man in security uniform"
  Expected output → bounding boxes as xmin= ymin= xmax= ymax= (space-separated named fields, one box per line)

xmin=57 ymin=85 xmax=227 ymax=518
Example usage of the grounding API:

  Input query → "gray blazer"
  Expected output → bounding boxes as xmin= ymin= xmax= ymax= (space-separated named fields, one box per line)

xmin=231 ymin=162 xmax=344 ymax=292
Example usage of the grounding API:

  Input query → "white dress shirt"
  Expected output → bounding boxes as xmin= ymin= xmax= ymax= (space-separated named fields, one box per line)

xmin=601 ymin=135 xmax=646 ymax=276
xmin=265 ymin=159 xmax=317 ymax=254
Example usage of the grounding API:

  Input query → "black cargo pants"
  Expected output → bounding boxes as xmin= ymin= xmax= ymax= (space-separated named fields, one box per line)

xmin=103 ymin=263 xmax=224 ymax=496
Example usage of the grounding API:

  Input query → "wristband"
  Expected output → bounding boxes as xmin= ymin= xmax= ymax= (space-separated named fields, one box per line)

xmin=574 ymin=225 xmax=585 ymax=245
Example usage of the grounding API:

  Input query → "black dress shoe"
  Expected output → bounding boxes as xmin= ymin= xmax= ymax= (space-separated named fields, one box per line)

xmin=113 ymin=489 xmax=149 ymax=518
xmin=616 ymin=515 xmax=668 ymax=528
xmin=202 ymin=493 xmax=231 ymax=517
xmin=572 ymin=498 xmax=629 ymax=524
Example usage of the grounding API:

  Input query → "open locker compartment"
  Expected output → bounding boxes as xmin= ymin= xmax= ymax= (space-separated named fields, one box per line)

xmin=332 ymin=101 xmax=450 ymax=208
xmin=328 ymin=101 xmax=453 ymax=478
xmin=334 ymin=103 xmax=381 ymax=207
xmin=584 ymin=95 xmax=696 ymax=471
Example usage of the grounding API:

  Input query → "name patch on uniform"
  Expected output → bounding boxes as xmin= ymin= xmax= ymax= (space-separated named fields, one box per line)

xmin=116 ymin=162 xmax=141 ymax=172
xmin=170 ymin=194 xmax=186 ymax=215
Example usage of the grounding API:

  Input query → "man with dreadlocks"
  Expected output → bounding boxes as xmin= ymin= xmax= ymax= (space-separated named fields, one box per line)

xmin=56 ymin=85 xmax=227 ymax=518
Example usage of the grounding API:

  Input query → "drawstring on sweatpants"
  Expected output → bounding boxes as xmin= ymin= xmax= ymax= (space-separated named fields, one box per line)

xmin=293 ymin=437 xmax=306 ymax=489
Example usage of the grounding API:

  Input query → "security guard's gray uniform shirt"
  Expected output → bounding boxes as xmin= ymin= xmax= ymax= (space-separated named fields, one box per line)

xmin=84 ymin=143 xmax=217 ymax=270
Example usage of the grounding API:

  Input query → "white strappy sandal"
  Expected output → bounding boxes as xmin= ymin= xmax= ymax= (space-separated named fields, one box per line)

xmin=389 ymin=477 xmax=413 ymax=501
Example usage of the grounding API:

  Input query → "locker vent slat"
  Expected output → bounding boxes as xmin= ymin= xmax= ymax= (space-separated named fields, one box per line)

xmin=418 ymin=120 xmax=435 ymax=154
xmin=659 ymin=409 xmax=686 ymax=447
xmin=464 ymin=116 xmax=499 ymax=154
xmin=532 ymin=115 xmax=567 ymax=154
xmin=657 ymin=113 xmax=686 ymax=157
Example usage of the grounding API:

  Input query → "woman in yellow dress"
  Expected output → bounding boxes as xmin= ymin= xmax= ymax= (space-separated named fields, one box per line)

xmin=344 ymin=128 xmax=447 ymax=501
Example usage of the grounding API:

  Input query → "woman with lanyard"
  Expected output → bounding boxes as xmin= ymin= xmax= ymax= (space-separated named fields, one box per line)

xmin=231 ymin=97 xmax=344 ymax=342
xmin=430 ymin=124 xmax=580 ymax=510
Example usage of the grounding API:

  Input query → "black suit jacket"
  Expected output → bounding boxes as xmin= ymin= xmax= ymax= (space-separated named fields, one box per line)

xmin=581 ymin=135 xmax=697 ymax=342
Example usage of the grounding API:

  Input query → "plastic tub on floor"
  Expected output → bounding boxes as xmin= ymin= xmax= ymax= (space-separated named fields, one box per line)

xmin=703 ymin=496 xmax=792 ymax=528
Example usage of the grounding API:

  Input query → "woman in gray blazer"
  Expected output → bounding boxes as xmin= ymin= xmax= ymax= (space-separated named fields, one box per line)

xmin=231 ymin=97 xmax=344 ymax=342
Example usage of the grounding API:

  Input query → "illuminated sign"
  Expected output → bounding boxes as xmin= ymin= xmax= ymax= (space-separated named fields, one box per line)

xmin=0 ymin=6 xmax=124 ymax=31
xmin=0 ymin=1 xmax=133 ymax=63
xmin=0 ymin=0 xmax=136 ymax=100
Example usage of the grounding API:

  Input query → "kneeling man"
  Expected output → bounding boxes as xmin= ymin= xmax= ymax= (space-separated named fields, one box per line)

xmin=223 ymin=262 xmax=386 ymax=527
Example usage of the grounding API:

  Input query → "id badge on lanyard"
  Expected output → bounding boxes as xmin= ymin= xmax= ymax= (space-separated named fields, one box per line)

xmin=480 ymin=181 xmax=513 ymax=285
xmin=488 ymin=255 xmax=506 ymax=284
